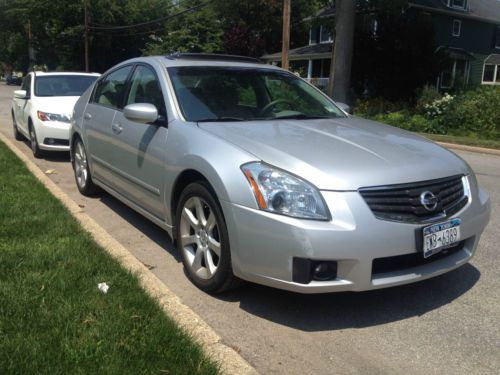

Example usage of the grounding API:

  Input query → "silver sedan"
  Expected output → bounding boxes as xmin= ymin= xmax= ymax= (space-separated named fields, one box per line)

xmin=70 ymin=54 xmax=490 ymax=293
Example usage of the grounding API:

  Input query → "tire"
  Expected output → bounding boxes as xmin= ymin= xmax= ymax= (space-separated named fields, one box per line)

xmin=12 ymin=112 xmax=23 ymax=141
xmin=72 ymin=138 xmax=101 ymax=196
xmin=175 ymin=181 xmax=241 ymax=293
xmin=29 ymin=123 xmax=44 ymax=158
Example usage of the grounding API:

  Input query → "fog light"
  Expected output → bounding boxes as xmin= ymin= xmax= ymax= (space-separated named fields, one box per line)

xmin=312 ymin=262 xmax=337 ymax=281
xmin=293 ymin=258 xmax=338 ymax=284
xmin=46 ymin=138 xmax=55 ymax=145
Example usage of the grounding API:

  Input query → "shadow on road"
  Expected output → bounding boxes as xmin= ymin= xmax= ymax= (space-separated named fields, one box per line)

xmin=219 ymin=264 xmax=480 ymax=331
xmin=98 ymin=195 xmax=180 ymax=262
xmin=93 ymin=182 xmax=481 ymax=332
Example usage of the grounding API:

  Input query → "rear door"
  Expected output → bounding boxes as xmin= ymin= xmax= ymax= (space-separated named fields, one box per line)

xmin=110 ymin=64 xmax=168 ymax=219
xmin=83 ymin=65 xmax=133 ymax=189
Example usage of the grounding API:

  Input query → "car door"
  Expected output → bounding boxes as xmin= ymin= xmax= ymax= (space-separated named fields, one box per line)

xmin=110 ymin=64 xmax=168 ymax=220
xmin=83 ymin=65 xmax=133 ymax=190
xmin=14 ymin=74 xmax=32 ymax=134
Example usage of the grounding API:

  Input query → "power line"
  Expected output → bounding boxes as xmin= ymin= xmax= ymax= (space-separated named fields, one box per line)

xmin=88 ymin=1 xmax=206 ymax=31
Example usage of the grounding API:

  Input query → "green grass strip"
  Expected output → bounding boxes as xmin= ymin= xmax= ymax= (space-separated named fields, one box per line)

xmin=417 ymin=133 xmax=500 ymax=150
xmin=0 ymin=140 xmax=218 ymax=375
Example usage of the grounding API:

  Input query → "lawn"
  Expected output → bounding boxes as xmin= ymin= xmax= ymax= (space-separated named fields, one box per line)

xmin=417 ymin=133 xmax=500 ymax=150
xmin=0 ymin=140 xmax=218 ymax=374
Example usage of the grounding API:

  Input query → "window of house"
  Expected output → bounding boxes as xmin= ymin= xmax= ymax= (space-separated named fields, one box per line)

xmin=309 ymin=25 xmax=321 ymax=45
xmin=448 ymin=0 xmax=466 ymax=9
xmin=452 ymin=20 xmax=461 ymax=36
xmin=482 ymin=64 xmax=500 ymax=84
xmin=440 ymin=59 xmax=469 ymax=88
xmin=320 ymin=25 xmax=332 ymax=43
xmin=495 ymin=26 xmax=500 ymax=49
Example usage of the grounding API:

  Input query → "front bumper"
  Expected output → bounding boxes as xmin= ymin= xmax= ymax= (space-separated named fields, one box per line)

xmin=34 ymin=119 xmax=70 ymax=151
xmin=223 ymin=182 xmax=490 ymax=293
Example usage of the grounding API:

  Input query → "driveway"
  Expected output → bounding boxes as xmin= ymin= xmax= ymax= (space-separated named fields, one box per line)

xmin=1 ymin=83 xmax=498 ymax=374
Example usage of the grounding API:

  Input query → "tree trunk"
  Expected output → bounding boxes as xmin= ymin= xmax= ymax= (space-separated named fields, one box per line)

xmin=327 ymin=0 xmax=356 ymax=103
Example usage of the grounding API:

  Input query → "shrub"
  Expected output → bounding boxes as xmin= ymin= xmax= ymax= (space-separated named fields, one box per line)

xmin=354 ymin=98 xmax=408 ymax=117
xmin=440 ymin=86 xmax=500 ymax=134
xmin=415 ymin=85 xmax=442 ymax=114
xmin=423 ymin=93 xmax=454 ymax=118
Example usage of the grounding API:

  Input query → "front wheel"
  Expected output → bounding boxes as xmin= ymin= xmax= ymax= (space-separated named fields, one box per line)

xmin=72 ymin=138 xmax=100 ymax=196
xmin=175 ymin=182 xmax=241 ymax=293
xmin=12 ymin=112 xmax=22 ymax=141
xmin=29 ymin=124 xmax=44 ymax=158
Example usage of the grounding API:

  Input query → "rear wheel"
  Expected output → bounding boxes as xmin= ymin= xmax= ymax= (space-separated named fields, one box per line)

xmin=12 ymin=112 xmax=22 ymax=141
xmin=72 ymin=138 xmax=100 ymax=196
xmin=29 ymin=123 xmax=44 ymax=158
xmin=175 ymin=182 xmax=241 ymax=293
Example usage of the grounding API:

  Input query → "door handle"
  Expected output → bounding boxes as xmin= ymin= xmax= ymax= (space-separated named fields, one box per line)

xmin=111 ymin=123 xmax=123 ymax=134
xmin=84 ymin=113 xmax=92 ymax=120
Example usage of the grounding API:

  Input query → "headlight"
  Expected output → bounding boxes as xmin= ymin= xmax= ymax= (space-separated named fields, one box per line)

xmin=241 ymin=162 xmax=330 ymax=220
xmin=37 ymin=111 xmax=71 ymax=123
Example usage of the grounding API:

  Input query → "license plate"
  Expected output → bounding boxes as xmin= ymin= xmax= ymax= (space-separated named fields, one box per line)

xmin=422 ymin=218 xmax=461 ymax=258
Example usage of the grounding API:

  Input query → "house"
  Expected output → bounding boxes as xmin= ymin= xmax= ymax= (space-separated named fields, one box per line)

xmin=261 ymin=0 xmax=500 ymax=91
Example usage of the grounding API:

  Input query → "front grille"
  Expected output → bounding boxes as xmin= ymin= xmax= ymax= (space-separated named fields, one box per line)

xmin=372 ymin=241 xmax=465 ymax=276
xmin=359 ymin=175 xmax=468 ymax=223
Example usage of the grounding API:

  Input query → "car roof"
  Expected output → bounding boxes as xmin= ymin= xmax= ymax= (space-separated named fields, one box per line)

xmin=111 ymin=54 xmax=284 ymax=72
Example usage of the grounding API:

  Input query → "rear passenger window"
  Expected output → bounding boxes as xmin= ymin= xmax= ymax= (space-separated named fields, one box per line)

xmin=93 ymin=66 xmax=132 ymax=109
xmin=126 ymin=65 xmax=166 ymax=117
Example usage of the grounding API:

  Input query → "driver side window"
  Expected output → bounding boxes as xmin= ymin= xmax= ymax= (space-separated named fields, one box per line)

xmin=21 ymin=75 xmax=31 ymax=94
xmin=126 ymin=65 xmax=166 ymax=118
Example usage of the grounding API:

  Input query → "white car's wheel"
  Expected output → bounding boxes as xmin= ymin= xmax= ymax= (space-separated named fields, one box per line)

xmin=29 ymin=123 xmax=43 ymax=158
xmin=12 ymin=111 xmax=22 ymax=141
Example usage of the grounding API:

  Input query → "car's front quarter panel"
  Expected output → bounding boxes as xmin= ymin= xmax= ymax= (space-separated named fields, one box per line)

xmin=163 ymin=120 xmax=261 ymax=226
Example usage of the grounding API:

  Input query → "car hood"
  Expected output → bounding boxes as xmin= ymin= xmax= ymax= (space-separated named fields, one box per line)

xmin=198 ymin=117 xmax=470 ymax=190
xmin=33 ymin=96 xmax=80 ymax=117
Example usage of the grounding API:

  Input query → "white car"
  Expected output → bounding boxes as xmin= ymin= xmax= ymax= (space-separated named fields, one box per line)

xmin=11 ymin=71 xmax=100 ymax=157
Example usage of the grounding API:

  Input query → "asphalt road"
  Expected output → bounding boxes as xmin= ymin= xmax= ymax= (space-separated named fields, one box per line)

xmin=1 ymin=83 xmax=498 ymax=375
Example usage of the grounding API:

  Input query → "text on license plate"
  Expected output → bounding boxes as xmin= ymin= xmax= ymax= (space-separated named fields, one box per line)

xmin=422 ymin=218 xmax=461 ymax=258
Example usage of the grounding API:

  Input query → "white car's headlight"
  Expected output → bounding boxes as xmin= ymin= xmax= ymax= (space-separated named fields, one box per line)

xmin=241 ymin=162 xmax=330 ymax=220
xmin=37 ymin=111 xmax=71 ymax=123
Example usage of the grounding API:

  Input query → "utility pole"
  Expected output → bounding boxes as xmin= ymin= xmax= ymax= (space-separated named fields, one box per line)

xmin=281 ymin=0 xmax=291 ymax=70
xmin=327 ymin=0 xmax=356 ymax=102
xmin=28 ymin=20 xmax=35 ymax=67
xmin=84 ymin=0 xmax=89 ymax=72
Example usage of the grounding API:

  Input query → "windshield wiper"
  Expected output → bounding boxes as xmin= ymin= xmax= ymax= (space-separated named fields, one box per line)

xmin=273 ymin=114 xmax=334 ymax=120
xmin=196 ymin=117 xmax=246 ymax=122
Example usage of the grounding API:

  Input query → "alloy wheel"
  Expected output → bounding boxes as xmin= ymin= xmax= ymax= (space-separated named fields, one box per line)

xmin=74 ymin=141 xmax=89 ymax=189
xmin=179 ymin=196 xmax=221 ymax=279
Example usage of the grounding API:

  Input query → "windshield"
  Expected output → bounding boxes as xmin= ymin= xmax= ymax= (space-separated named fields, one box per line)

xmin=34 ymin=75 xmax=98 ymax=97
xmin=168 ymin=67 xmax=345 ymax=122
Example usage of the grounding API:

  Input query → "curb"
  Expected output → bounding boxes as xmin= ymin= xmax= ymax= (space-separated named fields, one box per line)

xmin=0 ymin=132 xmax=258 ymax=375
xmin=435 ymin=142 xmax=500 ymax=157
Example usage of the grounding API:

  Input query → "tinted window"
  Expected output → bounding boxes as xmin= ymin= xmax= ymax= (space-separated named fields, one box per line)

xmin=168 ymin=67 xmax=345 ymax=122
xmin=93 ymin=66 xmax=133 ymax=109
xmin=126 ymin=65 xmax=166 ymax=117
xmin=21 ymin=75 xmax=31 ymax=93
xmin=34 ymin=75 xmax=98 ymax=97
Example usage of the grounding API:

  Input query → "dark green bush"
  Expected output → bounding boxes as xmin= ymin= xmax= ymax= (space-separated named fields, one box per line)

xmin=354 ymin=98 xmax=408 ymax=117
xmin=415 ymin=85 xmax=442 ymax=114
xmin=440 ymin=86 xmax=500 ymax=135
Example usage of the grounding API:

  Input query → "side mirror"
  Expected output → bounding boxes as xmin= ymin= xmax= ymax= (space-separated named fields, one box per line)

xmin=336 ymin=102 xmax=352 ymax=115
xmin=14 ymin=90 xmax=28 ymax=99
xmin=123 ymin=103 xmax=158 ymax=124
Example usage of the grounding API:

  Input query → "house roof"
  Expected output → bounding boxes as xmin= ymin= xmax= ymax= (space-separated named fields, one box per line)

xmin=409 ymin=0 xmax=500 ymax=24
xmin=485 ymin=53 xmax=500 ymax=64
xmin=261 ymin=43 xmax=333 ymax=62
